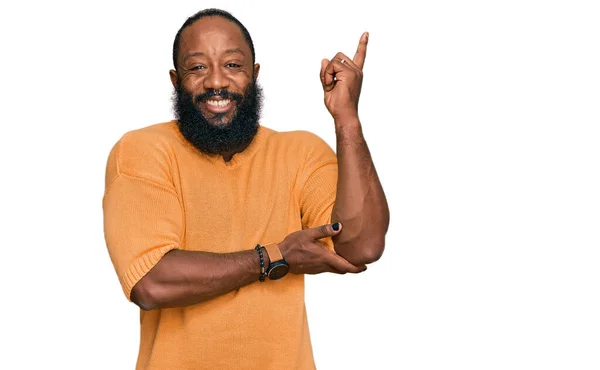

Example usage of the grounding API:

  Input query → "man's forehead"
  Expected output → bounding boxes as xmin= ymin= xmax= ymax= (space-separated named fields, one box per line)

xmin=179 ymin=17 xmax=248 ymax=55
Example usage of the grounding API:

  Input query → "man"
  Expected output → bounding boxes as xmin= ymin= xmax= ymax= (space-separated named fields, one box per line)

xmin=103 ymin=8 xmax=389 ymax=370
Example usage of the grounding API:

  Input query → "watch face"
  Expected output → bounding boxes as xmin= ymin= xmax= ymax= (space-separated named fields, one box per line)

xmin=268 ymin=263 xmax=289 ymax=280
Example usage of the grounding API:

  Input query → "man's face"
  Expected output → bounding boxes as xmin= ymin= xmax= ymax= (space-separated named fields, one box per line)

xmin=171 ymin=16 xmax=260 ymax=127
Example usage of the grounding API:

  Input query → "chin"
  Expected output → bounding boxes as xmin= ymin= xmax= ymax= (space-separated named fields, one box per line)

xmin=207 ymin=116 xmax=234 ymax=128
xmin=200 ymin=109 xmax=235 ymax=128
xmin=210 ymin=121 xmax=232 ymax=128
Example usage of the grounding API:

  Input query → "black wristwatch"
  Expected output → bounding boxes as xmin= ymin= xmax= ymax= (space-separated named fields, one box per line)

xmin=264 ymin=243 xmax=290 ymax=280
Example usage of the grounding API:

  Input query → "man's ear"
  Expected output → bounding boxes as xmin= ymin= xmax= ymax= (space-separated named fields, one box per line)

xmin=169 ymin=69 xmax=178 ymax=88
xmin=253 ymin=63 xmax=260 ymax=79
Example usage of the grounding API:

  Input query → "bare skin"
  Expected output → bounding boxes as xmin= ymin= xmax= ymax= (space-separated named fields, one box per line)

xmin=319 ymin=33 xmax=390 ymax=266
xmin=131 ymin=17 xmax=389 ymax=310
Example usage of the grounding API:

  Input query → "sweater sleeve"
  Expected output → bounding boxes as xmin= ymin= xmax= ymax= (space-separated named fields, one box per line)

xmin=298 ymin=133 xmax=338 ymax=250
xmin=102 ymin=131 xmax=183 ymax=301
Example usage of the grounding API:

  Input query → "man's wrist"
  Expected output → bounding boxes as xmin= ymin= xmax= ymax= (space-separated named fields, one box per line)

xmin=333 ymin=114 xmax=360 ymax=127
xmin=262 ymin=242 xmax=290 ymax=280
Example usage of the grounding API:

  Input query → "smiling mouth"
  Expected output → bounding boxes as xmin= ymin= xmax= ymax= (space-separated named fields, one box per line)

xmin=202 ymin=98 xmax=234 ymax=114
xmin=206 ymin=99 xmax=231 ymax=107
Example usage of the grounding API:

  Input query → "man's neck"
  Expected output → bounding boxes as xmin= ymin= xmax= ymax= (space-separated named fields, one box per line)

xmin=222 ymin=151 xmax=235 ymax=162
xmin=220 ymin=141 xmax=251 ymax=162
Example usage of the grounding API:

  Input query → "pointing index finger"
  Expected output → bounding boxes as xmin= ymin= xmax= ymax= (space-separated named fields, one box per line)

xmin=353 ymin=32 xmax=369 ymax=70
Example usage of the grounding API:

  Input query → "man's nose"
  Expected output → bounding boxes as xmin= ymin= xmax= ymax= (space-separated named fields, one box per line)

xmin=203 ymin=67 xmax=230 ymax=91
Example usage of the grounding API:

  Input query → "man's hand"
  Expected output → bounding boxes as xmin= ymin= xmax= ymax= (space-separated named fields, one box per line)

xmin=320 ymin=32 xmax=368 ymax=122
xmin=278 ymin=223 xmax=367 ymax=274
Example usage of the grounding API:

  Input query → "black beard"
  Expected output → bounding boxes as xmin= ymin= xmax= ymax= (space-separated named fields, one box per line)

xmin=173 ymin=81 xmax=263 ymax=156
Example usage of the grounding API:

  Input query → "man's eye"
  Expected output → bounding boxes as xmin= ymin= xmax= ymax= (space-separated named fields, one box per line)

xmin=226 ymin=63 xmax=241 ymax=68
xmin=191 ymin=65 xmax=206 ymax=70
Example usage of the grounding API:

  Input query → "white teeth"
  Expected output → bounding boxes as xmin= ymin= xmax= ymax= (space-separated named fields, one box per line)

xmin=206 ymin=99 xmax=231 ymax=107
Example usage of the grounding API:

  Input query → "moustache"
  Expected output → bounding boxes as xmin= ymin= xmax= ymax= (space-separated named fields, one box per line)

xmin=194 ymin=89 xmax=244 ymax=105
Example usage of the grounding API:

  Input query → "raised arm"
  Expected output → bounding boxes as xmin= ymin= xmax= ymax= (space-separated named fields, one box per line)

xmin=320 ymin=32 xmax=390 ymax=266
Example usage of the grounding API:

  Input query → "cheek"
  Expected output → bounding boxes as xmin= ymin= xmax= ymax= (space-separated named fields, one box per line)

xmin=229 ymin=71 xmax=253 ymax=90
xmin=180 ymin=74 xmax=204 ymax=93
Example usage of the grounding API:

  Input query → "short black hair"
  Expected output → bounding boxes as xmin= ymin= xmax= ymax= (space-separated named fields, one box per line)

xmin=172 ymin=8 xmax=256 ymax=71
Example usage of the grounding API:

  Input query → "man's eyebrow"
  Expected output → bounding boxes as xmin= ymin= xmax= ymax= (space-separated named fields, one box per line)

xmin=183 ymin=52 xmax=204 ymax=62
xmin=223 ymin=48 xmax=245 ymax=56
xmin=183 ymin=48 xmax=245 ymax=63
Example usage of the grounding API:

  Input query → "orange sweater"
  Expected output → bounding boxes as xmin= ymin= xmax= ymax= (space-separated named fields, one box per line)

xmin=103 ymin=121 xmax=337 ymax=369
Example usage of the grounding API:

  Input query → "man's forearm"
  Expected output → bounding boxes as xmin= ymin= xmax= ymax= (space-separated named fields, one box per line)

xmin=331 ymin=117 xmax=390 ymax=265
xmin=131 ymin=248 xmax=269 ymax=310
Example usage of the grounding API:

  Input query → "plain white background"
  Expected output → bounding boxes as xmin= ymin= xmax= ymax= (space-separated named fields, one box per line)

xmin=1 ymin=1 xmax=599 ymax=369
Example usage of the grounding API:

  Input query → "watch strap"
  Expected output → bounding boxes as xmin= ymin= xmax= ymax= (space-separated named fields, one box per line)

xmin=264 ymin=243 xmax=284 ymax=263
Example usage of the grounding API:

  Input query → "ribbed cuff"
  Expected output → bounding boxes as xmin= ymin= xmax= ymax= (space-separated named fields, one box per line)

xmin=121 ymin=245 xmax=178 ymax=301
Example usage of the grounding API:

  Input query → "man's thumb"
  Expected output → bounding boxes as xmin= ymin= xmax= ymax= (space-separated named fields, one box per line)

xmin=310 ymin=222 xmax=343 ymax=240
